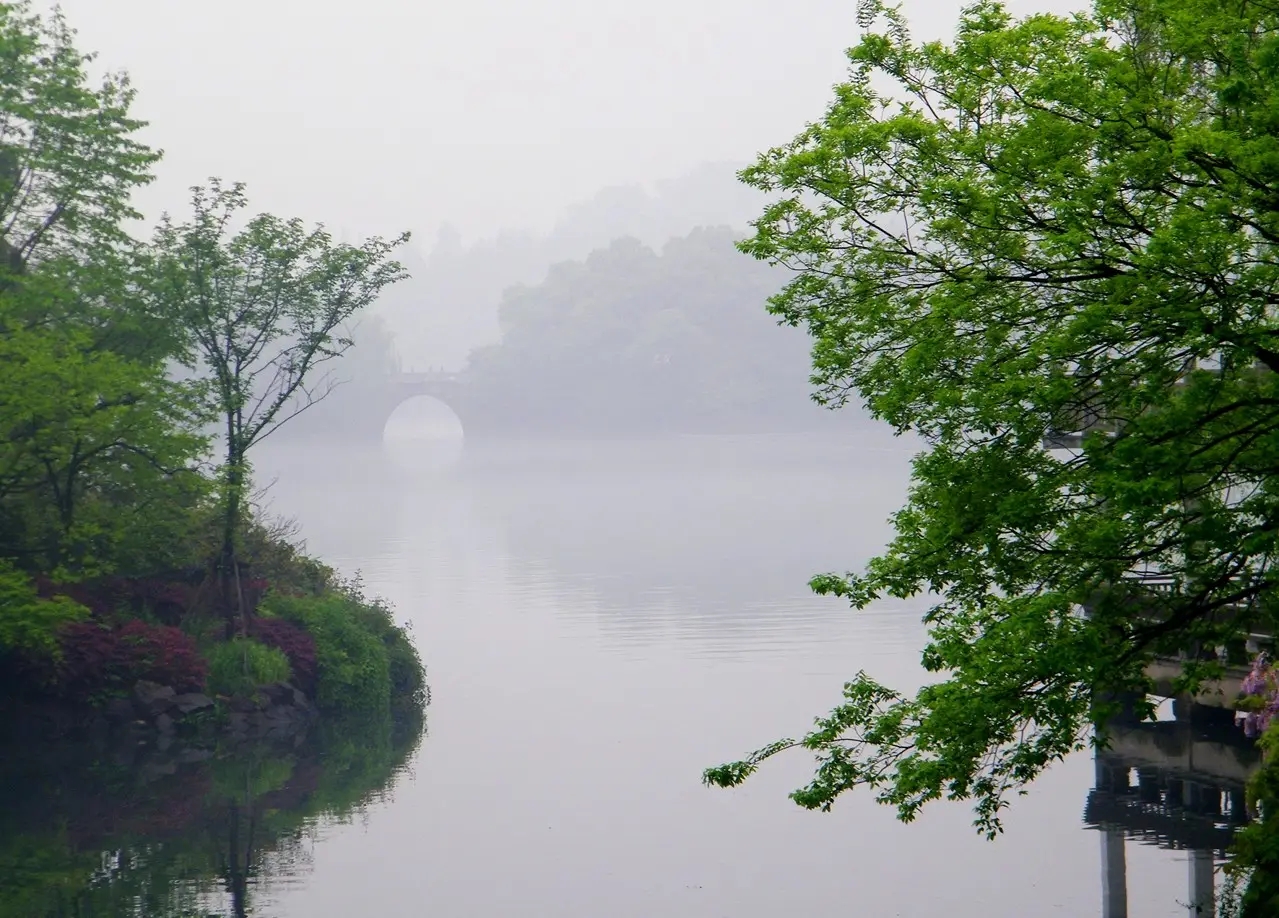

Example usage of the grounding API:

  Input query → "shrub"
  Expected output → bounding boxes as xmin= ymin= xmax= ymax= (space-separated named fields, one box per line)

xmin=206 ymin=638 xmax=292 ymax=698
xmin=334 ymin=577 xmax=426 ymax=710
xmin=33 ymin=574 xmax=198 ymax=623
xmin=385 ymin=623 xmax=426 ymax=711
xmin=56 ymin=620 xmax=208 ymax=699
xmin=0 ymin=563 xmax=88 ymax=661
xmin=248 ymin=617 xmax=318 ymax=695
xmin=238 ymin=515 xmax=337 ymax=596
xmin=261 ymin=592 xmax=391 ymax=715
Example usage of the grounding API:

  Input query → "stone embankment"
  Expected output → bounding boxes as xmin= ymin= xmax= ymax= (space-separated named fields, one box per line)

xmin=107 ymin=679 xmax=318 ymax=743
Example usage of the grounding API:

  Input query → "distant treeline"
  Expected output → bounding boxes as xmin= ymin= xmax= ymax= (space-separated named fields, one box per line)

xmin=285 ymin=226 xmax=864 ymax=439
xmin=459 ymin=227 xmax=839 ymax=434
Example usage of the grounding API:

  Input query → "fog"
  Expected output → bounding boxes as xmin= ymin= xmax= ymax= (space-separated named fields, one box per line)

xmin=50 ymin=0 xmax=1077 ymax=384
xmin=6 ymin=2 xmax=1222 ymax=916
xmin=55 ymin=0 xmax=1074 ymax=241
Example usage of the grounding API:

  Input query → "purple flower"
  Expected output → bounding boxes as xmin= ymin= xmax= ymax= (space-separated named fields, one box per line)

xmin=1242 ymin=653 xmax=1274 ymax=697
xmin=1238 ymin=653 xmax=1279 ymax=738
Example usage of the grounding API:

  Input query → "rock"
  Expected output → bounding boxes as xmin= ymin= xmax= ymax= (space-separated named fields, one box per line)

xmin=227 ymin=694 xmax=263 ymax=713
xmin=261 ymin=682 xmax=293 ymax=705
xmin=291 ymin=687 xmax=308 ymax=707
xmin=155 ymin=712 xmax=174 ymax=733
xmin=227 ymin=712 xmax=249 ymax=733
xmin=156 ymin=731 xmax=173 ymax=752
xmin=104 ymin=697 xmax=137 ymax=722
xmin=172 ymin=693 xmax=214 ymax=715
xmin=132 ymin=681 xmax=176 ymax=717
xmin=176 ymin=747 xmax=213 ymax=764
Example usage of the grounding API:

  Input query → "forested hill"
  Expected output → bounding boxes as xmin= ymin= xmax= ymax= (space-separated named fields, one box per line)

xmin=372 ymin=162 xmax=767 ymax=372
xmin=455 ymin=226 xmax=854 ymax=435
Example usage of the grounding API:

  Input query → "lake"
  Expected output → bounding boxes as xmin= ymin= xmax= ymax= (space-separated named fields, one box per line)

xmin=0 ymin=429 xmax=1248 ymax=916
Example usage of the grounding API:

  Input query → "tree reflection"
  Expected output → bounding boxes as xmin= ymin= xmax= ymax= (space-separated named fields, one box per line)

xmin=0 ymin=710 xmax=424 ymax=917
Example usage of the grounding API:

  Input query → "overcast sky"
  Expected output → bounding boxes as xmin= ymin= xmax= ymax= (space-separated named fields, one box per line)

xmin=51 ymin=0 xmax=1075 ymax=248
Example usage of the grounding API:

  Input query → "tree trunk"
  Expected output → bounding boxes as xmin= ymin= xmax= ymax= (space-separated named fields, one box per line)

xmin=224 ymin=801 xmax=254 ymax=918
xmin=221 ymin=438 xmax=248 ymax=638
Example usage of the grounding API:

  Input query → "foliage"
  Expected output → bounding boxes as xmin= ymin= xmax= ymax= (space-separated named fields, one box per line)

xmin=706 ymin=0 xmax=1279 ymax=854
xmin=34 ymin=572 xmax=202 ymax=624
xmin=205 ymin=637 xmax=291 ymax=698
xmin=1220 ymin=655 xmax=1279 ymax=915
xmin=0 ymin=2 xmax=425 ymax=748
xmin=235 ymin=513 xmax=337 ymax=597
xmin=0 ymin=1 xmax=159 ymax=269
xmin=331 ymin=574 xmax=426 ymax=710
xmin=1239 ymin=654 xmax=1279 ymax=738
xmin=462 ymin=228 xmax=827 ymax=432
xmin=260 ymin=584 xmax=426 ymax=716
xmin=55 ymin=619 xmax=207 ymax=698
xmin=262 ymin=590 xmax=389 ymax=714
xmin=0 ymin=307 xmax=209 ymax=575
xmin=0 ymin=560 xmax=86 ymax=660
xmin=0 ymin=0 xmax=208 ymax=580
xmin=1227 ymin=722 xmax=1279 ymax=917
xmin=148 ymin=179 xmax=409 ymax=629
xmin=370 ymin=162 xmax=763 ymax=375
xmin=385 ymin=618 xmax=426 ymax=710
xmin=248 ymin=616 xmax=317 ymax=694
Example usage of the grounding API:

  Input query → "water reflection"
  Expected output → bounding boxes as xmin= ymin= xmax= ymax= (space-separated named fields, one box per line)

xmin=0 ymin=712 xmax=424 ymax=917
xmin=454 ymin=432 xmax=923 ymax=642
xmin=1085 ymin=717 xmax=1261 ymax=916
xmin=242 ymin=433 xmax=1234 ymax=916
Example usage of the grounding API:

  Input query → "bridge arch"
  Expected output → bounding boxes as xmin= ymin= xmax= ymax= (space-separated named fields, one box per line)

xmin=383 ymin=392 xmax=464 ymax=441
xmin=373 ymin=372 xmax=467 ymax=441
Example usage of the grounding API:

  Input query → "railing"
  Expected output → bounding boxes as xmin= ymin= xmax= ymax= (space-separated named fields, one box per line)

xmin=395 ymin=371 xmax=460 ymax=385
xmin=1092 ymin=573 xmax=1275 ymax=658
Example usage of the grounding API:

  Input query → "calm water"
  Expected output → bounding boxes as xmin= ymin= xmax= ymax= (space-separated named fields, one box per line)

xmin=2 ymin=430 xmax=1244 ymax=915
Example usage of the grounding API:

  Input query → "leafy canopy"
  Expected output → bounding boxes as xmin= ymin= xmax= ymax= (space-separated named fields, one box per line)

xmin=0 ymin=0 xmax=206 ymax=579
xmin=0 ymin=1 xmax=158 ymax=269
xmin=706 ymin=0 xmax=1279 ymax=840
xmin=148 ymin=180 xmax=408 ymax=625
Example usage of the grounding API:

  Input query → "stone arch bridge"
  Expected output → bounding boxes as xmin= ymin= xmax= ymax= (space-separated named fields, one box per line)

xmin=342 ymin=370 xmax=468 ymax=439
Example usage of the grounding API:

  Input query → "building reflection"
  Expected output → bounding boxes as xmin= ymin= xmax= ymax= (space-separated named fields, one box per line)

xmin=1084 ymin=712 xmax=1261 ymax=916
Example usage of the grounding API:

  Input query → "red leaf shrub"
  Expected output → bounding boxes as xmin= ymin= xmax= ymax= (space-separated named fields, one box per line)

xmin=34 ymin=576 xmax=127 ymax=618
xmin=35 ymin=575 xmax=198 ymax=622
xmin=249 ymin=617 xmax=317 ymax=694
xmin=56 ymin=620 xmax=208 ymax=698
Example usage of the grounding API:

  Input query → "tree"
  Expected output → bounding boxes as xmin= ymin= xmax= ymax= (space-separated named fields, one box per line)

xmin=0 ymin=0 xmax=207 ymax=578
xmin=0 ymin=1 xmax=158 ymax=272
xmin=151 ymin=181 xmax=409 ymax=632
xmin=703 ymin=0 xmax=1279 ymax=889
xmin=462 ymin=227 xmax=824 ymax=432
xmin=0 ymin=313 xmax=206 ymax=574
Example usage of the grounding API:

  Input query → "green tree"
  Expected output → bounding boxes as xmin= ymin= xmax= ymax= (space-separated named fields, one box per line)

xmin=0 ymin=559 xmax=85 ymax=659
xmin=0 ymin=314 xmax=206 ymax=574
xmin=0 ymin=0 xmax=206 ymax=578
xmin=151 ymin=181 xmax=409 ymax=632
xmin=0 ymin=1 xmax=158 ymax=272
xmin=704 ymin=0 xmax=1279 ymax=887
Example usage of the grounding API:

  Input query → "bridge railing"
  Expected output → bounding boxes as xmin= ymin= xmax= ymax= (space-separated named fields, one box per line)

xmin=1089 ymin=573 xmax=1275 ymax=658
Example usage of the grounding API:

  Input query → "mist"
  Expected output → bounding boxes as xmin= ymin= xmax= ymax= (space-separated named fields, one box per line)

xmin=1 ymin=2 xmax=1225 ymax=917
xmin=53 ymin=0 xmax=1075 ymax=240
